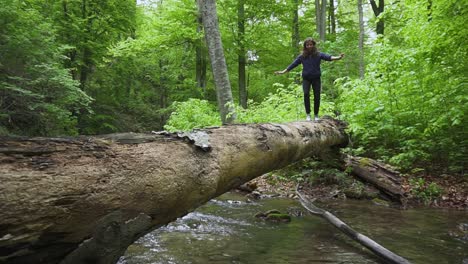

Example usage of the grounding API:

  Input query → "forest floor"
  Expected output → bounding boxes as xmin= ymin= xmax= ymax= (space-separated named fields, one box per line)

xmin=405 ymin=172 xmax=468 ymax=209
xmin=240 ymin=170 xmax=468 ymax=210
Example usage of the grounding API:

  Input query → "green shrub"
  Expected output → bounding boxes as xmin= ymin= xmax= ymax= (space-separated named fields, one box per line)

xmin=164 ymin=99 xmax=221 ymax=132
xmin=164 ymin=82 xmax=336 ymax=132
xmin=409 ymin=177 xmax=443 ymax=204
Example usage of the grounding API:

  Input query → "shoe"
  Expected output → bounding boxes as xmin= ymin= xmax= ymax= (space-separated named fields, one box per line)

xmin=306 ymin=114 xmax=311 ymax=121
xmin=314 ymin=115 xmax=320 ymax=121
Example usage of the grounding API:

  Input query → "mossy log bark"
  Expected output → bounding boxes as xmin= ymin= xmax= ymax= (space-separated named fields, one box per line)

xmin=0 ymin=119 xmax=347 ymax=264
xmin=345 ymin=155 xmax=408 ymax=204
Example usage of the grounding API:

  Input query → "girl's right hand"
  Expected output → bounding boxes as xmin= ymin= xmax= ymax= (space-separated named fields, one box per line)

xmin=275 ymin=70 xmax=286 ymax=75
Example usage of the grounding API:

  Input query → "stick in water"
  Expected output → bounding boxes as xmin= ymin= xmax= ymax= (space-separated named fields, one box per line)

xmin=295 ymin=184 xmax=412 ymax=264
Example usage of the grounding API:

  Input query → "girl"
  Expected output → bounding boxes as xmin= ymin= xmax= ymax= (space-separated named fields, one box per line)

xmin=275 ymin=38 xmax=344 ymax=121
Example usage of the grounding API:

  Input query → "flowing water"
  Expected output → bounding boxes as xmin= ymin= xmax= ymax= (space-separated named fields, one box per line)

xmin=118 ymin=192 xmax=467 ymax=264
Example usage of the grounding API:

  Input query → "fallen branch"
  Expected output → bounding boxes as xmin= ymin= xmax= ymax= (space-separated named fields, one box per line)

xmin=296 ymin=184 xmax=411 ymax=264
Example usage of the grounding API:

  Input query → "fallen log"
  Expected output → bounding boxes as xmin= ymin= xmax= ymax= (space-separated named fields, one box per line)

xmin=296 ymin=185 xmax=412 ymax=264
xmin=345 ymin=155 xmax=408 ymax=205
xmin=0 ymin=119 xmax=347 ymax=264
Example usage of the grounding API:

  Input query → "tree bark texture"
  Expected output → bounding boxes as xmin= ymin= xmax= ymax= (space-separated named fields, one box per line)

xmin=370 ymin=0 xmax=385 ymax=35
xmin=315 ymin=0 xmax=321 ymax=37
xmin=320 ymin=0 xmax=327 ymax=42
xmin=197 ymin=0 xmax=236 ymax=123
xmin=0 ymin=119 xmax=348 ymax=264
xmin=345 ymin=155 xmax=408 ymax=204
xmin=292 ymin=0 xmax=300 ymax=57
xmin=358 ymin=0 xmax=365 ymax=79
xmin=196 ymin=10 xmax=207 ymax=93
xmin=237 ymin=0 xmax=247 ymax=109
xmin=315 ymin=0 xmax=327 ymax=42
xmin=329 ymin=0 xmax=336 ymax=36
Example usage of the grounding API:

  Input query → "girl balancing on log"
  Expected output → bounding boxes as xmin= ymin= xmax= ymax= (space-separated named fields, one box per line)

xmin=275 ymin=37 xmax=344 ymax=121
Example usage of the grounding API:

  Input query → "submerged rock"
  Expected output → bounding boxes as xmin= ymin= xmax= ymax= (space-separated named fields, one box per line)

xmin=449 ymin=223 xmax=468 ymax=242
xmin=254 ymin=209 xmax=291 ymax=223
xmin=372 ymin=198 xmax=391 ymax=207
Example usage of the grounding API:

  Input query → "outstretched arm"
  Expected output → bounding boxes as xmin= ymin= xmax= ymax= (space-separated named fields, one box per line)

xmin=275 ymin=69 xmax=289 ymax=75
xmin=331 ymin=53 xmax=345 ymax=61
xmin=275 ymin=55 xmax=302 ymax=75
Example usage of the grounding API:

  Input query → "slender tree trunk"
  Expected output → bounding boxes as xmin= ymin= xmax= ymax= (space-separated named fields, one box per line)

xmin=329 ymin=0 xmax=336 ymax=36
xmin=62 ymin=1 xmax=77 ymax=80
xmin=358 ymin=0 xmax=365 ymax=79
xmin=237 ymin=0 xmax=247 ymax=109
xmin=0 ymin=119 xmax=348 ymax=264
xmin=320 ymin=0 xmax=327 ymax=42
xmin=159 ymin=60 xmax=168 ymax=125
xmin=130 ymin=0 xmax=137 ymax=39
xmin=292 ymin=0 xmax=300 ymax=57
xmin=142 ymin=72 xmax=164 ymax=130
xmin=427 ymin=0 xmax=432 ymax=21
xmin=315 ymin=0 xmax=327 ymax=42
xmin=370 ymin=0 xmax=385 ymax=35
xmin=79 ymin=48 xmax=91 ymax=90
xmin=196 ymin=9 xmax=207 ymax=94
xmin=197 ymin=0 xmax=236 ymax=124
xmin=79 ymin=0 xmax=93 ymax=91
xmin=315 ymin=0 xmax=321 ymax=38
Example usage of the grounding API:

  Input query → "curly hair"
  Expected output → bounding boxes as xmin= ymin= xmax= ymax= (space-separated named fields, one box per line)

xmin=302 ymin=38 xmax=319 ymax=58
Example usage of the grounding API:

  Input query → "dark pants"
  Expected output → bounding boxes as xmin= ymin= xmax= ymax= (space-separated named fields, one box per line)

xmin=302 ymin=77 xmax=321 ymax=115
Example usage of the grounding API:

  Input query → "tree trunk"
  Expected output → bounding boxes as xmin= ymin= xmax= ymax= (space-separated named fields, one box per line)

xmin=62 ymin=0 xmax=78 ymax=80
xmin=237 ymin=0 xmax=247 ymax=109
xmin=159 ymin=60 xmax=168 ymax=125
xmin=369 ymin=0 xmax=385 ymax=35
xmin=358 ymin=0 xmax=365 ymax=79
xmin=196 ymin=10 xmax=207 ymax=93
xmin=197 ymin=0 xmax=236 ymax=124
xmin=345 ymin=155 xmax=408 ymax=204
xmin=292 ymin=0 xmax=300 ymax=57
xmin=329 ymin=0 xmax=336 ymax=36
xmin=0 ymin=119 xmax=348 ymax=264
xmin=315 ymin=0 xmax=321 ymax=38
xmin=79 ymin=0 xmax=93 ymax=91
xmin=320 ymin=0 xmax=327 ymax=42
xmin=315 ymin=0 xmax=327 ymax=42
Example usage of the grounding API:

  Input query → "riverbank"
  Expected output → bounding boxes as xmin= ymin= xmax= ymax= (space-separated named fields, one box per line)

xmin=241 ymin=168 xmax=467 ymax=210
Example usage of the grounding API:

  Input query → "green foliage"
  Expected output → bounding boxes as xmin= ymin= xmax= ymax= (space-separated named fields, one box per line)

xmin=163 ymin=81 xmax=337 ymax=131
xmin=0 ymin=0 xmax=92 ymax=136
xmin=237 ymin=82 xmax=336 ymax=124
xmin=51 ymin=0 xmax=137 ymax=88
xmin=164 ymin=99 xmax=221 ymax=132
xmin=311 ymin=168 xmax=350 ymax=186
xmin=0 ymin=0 xmax=465 ymax=179
xmin=236 ymin=83 xmax=303 ymax=124
xmin=336 ymin=0 xmax=467 ymax=173
xmin=78 ymin=0 xmax=203 ymax=134
xmin=409 ymin=177 xmax=443 ymax=204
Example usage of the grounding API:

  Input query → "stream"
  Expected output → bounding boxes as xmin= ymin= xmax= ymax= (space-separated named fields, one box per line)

xmin=118 ymin=192 xmax=467 ymax=264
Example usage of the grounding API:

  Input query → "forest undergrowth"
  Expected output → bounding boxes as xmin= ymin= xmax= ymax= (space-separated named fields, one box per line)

xmin=247 ymin=157 xmax=468 ymax=210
